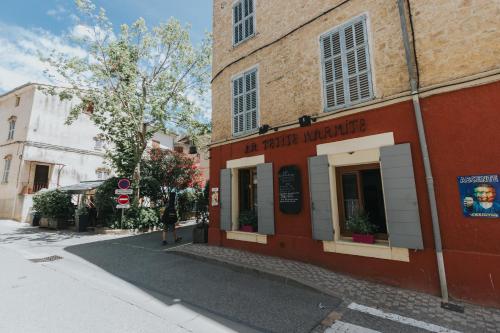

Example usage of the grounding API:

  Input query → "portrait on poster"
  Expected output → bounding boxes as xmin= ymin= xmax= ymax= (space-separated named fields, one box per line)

xmin=457 ymin=174 xmax=500 ymax=218
xmin=211 ymin=187 xmax=219 ymax=207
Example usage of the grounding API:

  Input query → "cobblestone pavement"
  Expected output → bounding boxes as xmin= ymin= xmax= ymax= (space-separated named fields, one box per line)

xmin=169 ymin=243 xmax=500 ymax=333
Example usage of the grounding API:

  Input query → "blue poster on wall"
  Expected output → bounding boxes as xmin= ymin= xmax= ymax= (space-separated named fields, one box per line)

xmin=457 ymin=174 xmax=500 ymax=218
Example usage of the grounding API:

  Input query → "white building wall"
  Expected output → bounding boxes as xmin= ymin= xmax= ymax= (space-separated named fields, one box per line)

xmin=0 ymin=84 xmax=109 ymax=222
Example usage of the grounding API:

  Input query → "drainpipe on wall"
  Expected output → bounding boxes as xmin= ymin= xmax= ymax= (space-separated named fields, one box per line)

xmin=397 ymin=0 xmax=452 ymax=307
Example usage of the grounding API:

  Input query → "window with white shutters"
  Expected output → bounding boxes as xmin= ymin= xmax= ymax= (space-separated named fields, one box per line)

xmin=2 ymin=157 xmax=11 ymax=183
xmin=233 ymin=0 xmax=255 ymax=46
xmin=7 ymin=119 xmax=16 ymax=140
xmin=321 ymin=16 xmax=373 ymax=111
xmin=232 ymin=68 xmax=258 ymax=136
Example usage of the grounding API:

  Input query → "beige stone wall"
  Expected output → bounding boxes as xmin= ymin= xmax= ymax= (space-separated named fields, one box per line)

xmin=212 ymin=0 xmax=410 ymax=141
xmin=410 ymin=0 xmax=500 ymax=88
xmin=211 ymin=0 xmax=500 ymax=142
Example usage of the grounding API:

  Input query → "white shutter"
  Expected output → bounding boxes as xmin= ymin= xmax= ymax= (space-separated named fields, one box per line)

xmin=234 ymin=0 xmax=254 ymax=45
xmin=233 ymin=2 xmax=243 ymax=44
xmin=2 ymin=159 xmax=11 ymax=183
xmin=321 ymin=16 xmax=372 ymax=111
xmin=232 ymin=76 xmax=244 ymax=135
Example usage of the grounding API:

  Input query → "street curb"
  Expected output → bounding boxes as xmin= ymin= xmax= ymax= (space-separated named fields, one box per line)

xmin=168 ymin=248 xmax=341 ymax=299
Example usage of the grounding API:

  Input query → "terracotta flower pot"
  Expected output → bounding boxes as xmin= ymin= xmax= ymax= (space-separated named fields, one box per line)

xmin=352 ymin=233 xmax=375 ymax=244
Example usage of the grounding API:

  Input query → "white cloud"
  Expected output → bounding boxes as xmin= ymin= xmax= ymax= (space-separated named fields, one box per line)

xmin=47 ymin=5 xmax=67 ymax=21
xmin=0 ymin=22 xmax=86 ymax=93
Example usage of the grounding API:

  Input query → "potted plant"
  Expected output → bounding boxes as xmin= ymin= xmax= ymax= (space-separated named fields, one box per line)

xmin=238 ymin=211 xmax=258 ymax=232
xmin=346 ymin=210 xmax=378 ymax=244
xmin=33 ymin=190 xmax=75 ymax=229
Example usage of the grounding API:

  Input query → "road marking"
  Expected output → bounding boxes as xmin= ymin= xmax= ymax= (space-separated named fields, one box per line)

xmin=348 ymin=303 xmax=461 ymax=333
xmin=325 ymin=321 xmax=381 ymax=333
xmin=164 ymin=242 xmax=193 ymax=251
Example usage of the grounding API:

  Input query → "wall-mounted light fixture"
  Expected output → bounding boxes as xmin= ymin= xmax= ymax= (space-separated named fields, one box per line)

xmin=298 ymin=115 xmax=312 ymax=127
xmin=258 ymin=124 xmax=271 ymax=134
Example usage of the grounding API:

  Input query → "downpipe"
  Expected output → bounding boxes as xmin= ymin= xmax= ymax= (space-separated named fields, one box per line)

xmin=397 ymin=0 xmax=461 ymax=310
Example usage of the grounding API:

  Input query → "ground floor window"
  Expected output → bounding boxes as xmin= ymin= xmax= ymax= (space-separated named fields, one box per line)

xmin=238 ymin=167 xmax=258 ymax=231
xmin=336 ymin=163 xmax=387 ymax=240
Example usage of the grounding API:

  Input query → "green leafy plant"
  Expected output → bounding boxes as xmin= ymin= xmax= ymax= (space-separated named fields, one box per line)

xmin=177 ymin=190 xmax=197 ymax=221
xmin=119 ymin=207 xmax=160 ymax=230
xmin=76 ymin=206 xmax=89 ymax=216
xmin=346 ymin=211 xmax=378 ymax=235
xmin=33 ymin=190 xmax=75 ymax=220
xmin=94 ymin=177 xmax=119 ymax=226
xmin=238 ymin=211 xmax=258 ymax=230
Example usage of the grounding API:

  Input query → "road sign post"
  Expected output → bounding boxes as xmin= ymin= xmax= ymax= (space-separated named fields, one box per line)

xmin=116 ymin=179 xmax=131 ymax=229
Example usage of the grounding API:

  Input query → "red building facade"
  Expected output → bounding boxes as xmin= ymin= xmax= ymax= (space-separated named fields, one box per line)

xmin=209 ymin=0 xmax=500 ymax=307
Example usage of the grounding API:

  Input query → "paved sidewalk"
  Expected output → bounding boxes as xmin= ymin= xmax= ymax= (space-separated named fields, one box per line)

xmin=169 ymin=244 xmax=500 ymax=333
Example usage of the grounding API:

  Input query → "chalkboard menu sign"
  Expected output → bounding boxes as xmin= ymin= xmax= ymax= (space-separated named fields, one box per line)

xmin=279 ymin=165 xmax=301 ymax=214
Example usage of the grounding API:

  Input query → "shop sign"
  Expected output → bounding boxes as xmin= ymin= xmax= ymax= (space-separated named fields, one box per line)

xmin=457 ymin=174 xmax=500 ymax=218
xmin=244 ymin=118 xmax=366 ymax=154
xmin=278 ymin=165 xmax=301 ymax=214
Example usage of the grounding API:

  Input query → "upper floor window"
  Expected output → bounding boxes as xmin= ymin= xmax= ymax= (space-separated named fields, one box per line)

xmin=15 ymin=96 xmax=20 ymax=107
xmin=232 ymin=68 xmax=258 ymax=136
xmin=96 ymin=168 xmax=111 ymax=180
xmin=233 ymin=0 xmax=255 ymax=45
xmin=7 ymin=117 xmax=16 ymax=140
xmin=320 ymin=15 xmax=373 ymax=111
xmin=174 ymin=146 xmax=184 ymax=154
xmin=2 ymin=155 xmax=12 ymax=184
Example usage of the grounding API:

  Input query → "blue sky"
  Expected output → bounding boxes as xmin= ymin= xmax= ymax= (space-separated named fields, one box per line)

xmin=0 ymin=0 xmax=212 ymax=93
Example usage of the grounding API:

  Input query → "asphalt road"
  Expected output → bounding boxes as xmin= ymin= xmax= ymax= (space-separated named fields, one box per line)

xmin=0 ymin=221 xmax=339 ymax=333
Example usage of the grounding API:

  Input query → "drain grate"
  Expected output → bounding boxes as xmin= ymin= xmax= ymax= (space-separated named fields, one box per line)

xmin=28 ymin=255 xmax=63 ymax=263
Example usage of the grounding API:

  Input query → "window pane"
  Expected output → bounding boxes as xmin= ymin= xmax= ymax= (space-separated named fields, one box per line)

xmin=361 ymin=169 xmax=387 ymax=234
xmin=342 ymin=173 xmax=359 ymax=219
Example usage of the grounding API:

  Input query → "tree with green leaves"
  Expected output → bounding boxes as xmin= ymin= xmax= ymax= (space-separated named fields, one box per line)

xmin=42 ymin=0 xmax=211 ymax=196
xmin=141 ymin=147 xmax=203 ymax=204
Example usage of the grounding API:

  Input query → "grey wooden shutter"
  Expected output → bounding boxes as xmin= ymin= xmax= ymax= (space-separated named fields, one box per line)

xmin=344 ymin=19 xmax=371 ymax=103
xmin=220 ymin=169 xmax=232 ymax=231
xmin=244 ymin=0 xmax=254 ymax=38
xmin=257 ymin=163 xmax=275 ymax=235
xmin=321 ymin=16 xmax=372 ymax=111
xmin=233 ymin=2 xmax=243 ymax=44
xmin=380 ymin=144 xmax=423 ymax=249
xmin=232 ymin=76 xmax=244 ymax=135
xmin=308 ymin=155 xmax=334 ymax=240
xmin=322 ymin=31 xmax=345 ymax=108
xmin=245 ymin=69 xmax=258 ymax=131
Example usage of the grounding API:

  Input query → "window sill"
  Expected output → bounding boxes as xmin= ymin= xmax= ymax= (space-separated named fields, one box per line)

xmin=232 ymin=128 xmax=259 ymax=138
xmin=232 ymin=33 xmax=256 ymax=49
xmin=226 ymin=230 xmax=267 ymax=244
xmin=323 ymin=238 xmax=409 ymax=262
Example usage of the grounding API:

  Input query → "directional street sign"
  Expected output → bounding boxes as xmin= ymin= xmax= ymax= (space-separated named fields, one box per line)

xmin=115 ymin=189 xmax=133 ymax=195
xmin=118 ymin=178 xmax=131 ymax=190
xmin=117 ymin=194 xmax=130 ymax=205
xmin=116 ymin=204 xmax=130 ymax=209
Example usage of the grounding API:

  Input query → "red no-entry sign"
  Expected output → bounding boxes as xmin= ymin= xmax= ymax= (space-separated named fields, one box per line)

xmin=117 ymin=195 xmax=129 ymax=205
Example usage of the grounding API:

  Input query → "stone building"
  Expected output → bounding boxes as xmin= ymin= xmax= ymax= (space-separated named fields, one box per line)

xmin=209 ymin=0 xmax=500 ymax=307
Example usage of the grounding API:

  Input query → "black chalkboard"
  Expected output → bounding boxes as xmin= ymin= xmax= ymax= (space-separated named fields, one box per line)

xmin=279 ymin=165 xmax=301 ymax=214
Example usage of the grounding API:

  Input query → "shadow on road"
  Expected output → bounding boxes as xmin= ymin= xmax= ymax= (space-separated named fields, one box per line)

xmin=64 ymin=226 xmax=340 ymax=333
xmin=0 ymin=226 xmax=99 ymax=245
